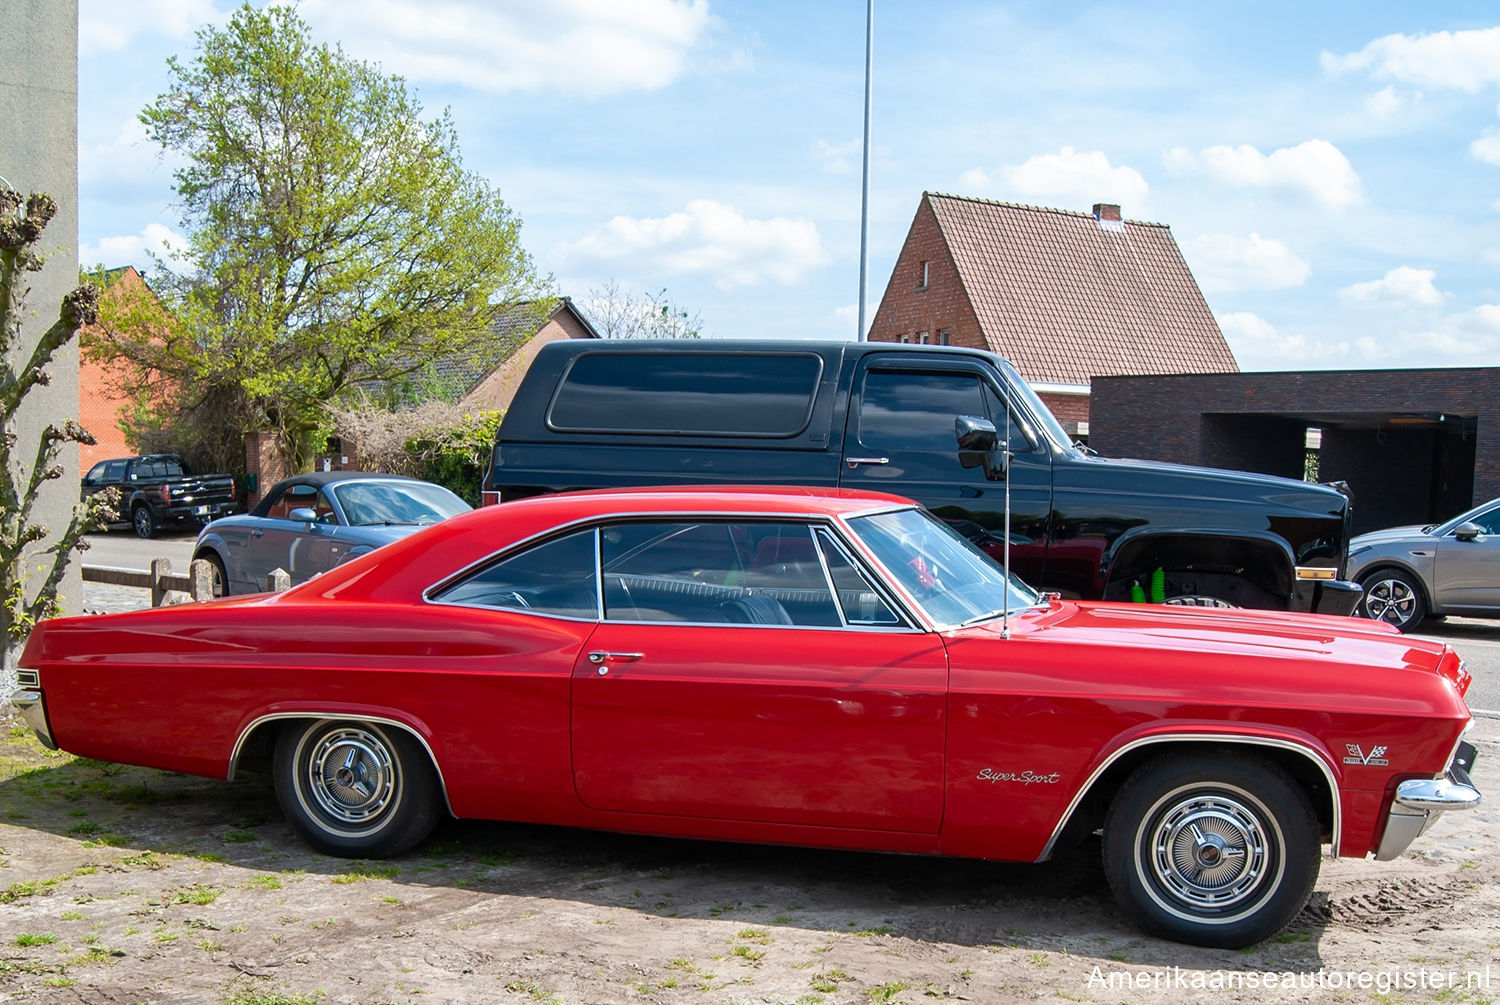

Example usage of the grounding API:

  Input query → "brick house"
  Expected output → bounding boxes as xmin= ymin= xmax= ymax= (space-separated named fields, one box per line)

xmin=868 ymin=193 xmax=1237 ymax=433
xmin=454 ymin=297 xmax=599 ymax=411
xmin=77 ymin=266 xmax=160 ymax=472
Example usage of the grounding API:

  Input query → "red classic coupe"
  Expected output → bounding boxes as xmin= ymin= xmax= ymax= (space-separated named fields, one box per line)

xmin=11 ymin=487 xmax=1481 ymax=948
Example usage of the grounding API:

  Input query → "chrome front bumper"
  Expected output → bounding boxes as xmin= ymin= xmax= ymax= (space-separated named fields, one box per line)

xmin=8 ymin=686 xmax=56 ymax=750
xmin=1375 ymin=741 xmax=1482 ymax=861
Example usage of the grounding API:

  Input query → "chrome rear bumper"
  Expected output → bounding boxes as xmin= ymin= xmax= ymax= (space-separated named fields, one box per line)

xmin=7 ymin=686 xmax=56 ymax=750
xmin=1375 ymin=741 xmax=1481 ymax=861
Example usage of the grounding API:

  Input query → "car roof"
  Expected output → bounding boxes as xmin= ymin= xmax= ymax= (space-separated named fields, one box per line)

xmin=507 ymin=484 xmax=915 ymax=519
xmin=252 ymin=471 xmax=425 ymax=516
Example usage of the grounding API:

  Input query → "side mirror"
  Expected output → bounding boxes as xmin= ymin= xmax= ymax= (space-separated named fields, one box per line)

xmin=288 ymin=506 xmax=318 ymax=526
xmin=1453 ymin=522 xmax=1483 ymax=542
xmin=955 ymin=415 xmax=1008 ymax=480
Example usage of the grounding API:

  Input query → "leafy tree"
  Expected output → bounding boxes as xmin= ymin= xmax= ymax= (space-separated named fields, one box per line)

xmin=1 ymin=188 xmax=116 ymax=670
xmin=583 ymin=279 xmax=704 ymax=339
xmin=90 ymin=3 xmax=549 ymax=472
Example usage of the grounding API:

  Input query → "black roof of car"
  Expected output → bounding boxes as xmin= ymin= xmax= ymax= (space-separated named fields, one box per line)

xmin=251 ymin=471 xmax=424 ymax=517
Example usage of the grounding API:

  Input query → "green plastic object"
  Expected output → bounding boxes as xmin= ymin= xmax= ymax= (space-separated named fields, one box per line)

xmin=1130 ymin=581 xmax=1146 ymax=603
xmin=1150 ymin=567 xmax=1166 ymax=604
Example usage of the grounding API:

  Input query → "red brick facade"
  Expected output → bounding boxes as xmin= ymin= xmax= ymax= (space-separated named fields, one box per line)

xmin=77 ymin=267 xmax=154 ymax=472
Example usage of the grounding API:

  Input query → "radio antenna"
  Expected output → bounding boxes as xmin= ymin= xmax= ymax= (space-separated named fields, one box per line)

xmin=1001 ymin=372 xmax=1013 ymax=640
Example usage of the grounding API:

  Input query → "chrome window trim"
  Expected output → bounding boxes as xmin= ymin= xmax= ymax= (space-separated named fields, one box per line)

xmin=1036 ymin=733 xmax=1343 ymax=863
xmin=227 ymin=712 xmax=454 ymax=816
xmin=423 ymin=504 xmax=931 ymax=632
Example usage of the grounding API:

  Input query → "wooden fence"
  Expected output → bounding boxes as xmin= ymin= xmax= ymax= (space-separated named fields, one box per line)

xmin=82 ymin=559 xmax=290 ymax=607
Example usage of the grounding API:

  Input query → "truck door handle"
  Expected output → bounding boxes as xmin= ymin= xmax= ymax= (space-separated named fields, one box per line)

xmin=845 ymin=456 xmax=889 ymax=466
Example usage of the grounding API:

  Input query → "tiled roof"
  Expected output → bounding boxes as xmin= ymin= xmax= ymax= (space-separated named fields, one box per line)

xmin=428 ymin=297 xmax=598 ymax=394
xmin=926 ymin=193 xmax=1238 ymax=384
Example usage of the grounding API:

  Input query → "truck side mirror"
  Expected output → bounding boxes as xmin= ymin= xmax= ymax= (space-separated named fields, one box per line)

xmin=955 ymin=415 xmax=1008 ymax=480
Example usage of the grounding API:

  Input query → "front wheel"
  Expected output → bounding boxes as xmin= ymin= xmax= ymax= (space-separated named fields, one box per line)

xmin=273 ymin=719 xmax=441 ymax=857
xmin=1357 ymin=569 xmax=1426 ymax=632
xmin=1103 ymin=752 xmax=1319 ymax=948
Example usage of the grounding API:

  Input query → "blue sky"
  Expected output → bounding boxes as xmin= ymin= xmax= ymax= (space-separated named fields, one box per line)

xmin=78 ymin=0 xmax=1500 ymax=371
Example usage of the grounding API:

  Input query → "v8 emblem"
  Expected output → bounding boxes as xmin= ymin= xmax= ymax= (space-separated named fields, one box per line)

xmin=1343 ymin=744 xmax=1389 ymax=766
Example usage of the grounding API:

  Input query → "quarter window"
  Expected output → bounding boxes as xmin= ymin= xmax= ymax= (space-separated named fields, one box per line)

xmin=432 ymin=530 xmax=598 ymax=618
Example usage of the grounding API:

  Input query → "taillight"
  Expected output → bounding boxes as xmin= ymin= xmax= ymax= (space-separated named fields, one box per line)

xmin=160 ymin=484 xmax=172 ymax=502
xmin=481 ymin=490 xmax=501 ymax=507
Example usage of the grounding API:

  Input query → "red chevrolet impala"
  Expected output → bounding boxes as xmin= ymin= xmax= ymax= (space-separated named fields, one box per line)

xmin=10 ymin=487 xmax=1481 ymax=947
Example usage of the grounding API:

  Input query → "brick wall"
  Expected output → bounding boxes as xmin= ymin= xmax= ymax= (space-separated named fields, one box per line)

xmin=244 ymin=430 xmax=286 ymax=510
xmin=867 ymin=198 xmax=984 ymax=350
xmin=1090 ymin=369 xmax=1500 ymax=532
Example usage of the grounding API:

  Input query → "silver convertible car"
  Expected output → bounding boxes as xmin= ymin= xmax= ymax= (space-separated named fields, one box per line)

xmin=1348 ymin=496 xmax=1500 ymax=632
xmin=193 ymin=472 xmax=471 ymax=595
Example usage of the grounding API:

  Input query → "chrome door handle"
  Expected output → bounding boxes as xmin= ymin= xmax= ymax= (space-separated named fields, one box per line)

xmin=845 ymin=456 xmax=889 ymax=466
xmin=588 ymin=651 xmax=644 ymax=664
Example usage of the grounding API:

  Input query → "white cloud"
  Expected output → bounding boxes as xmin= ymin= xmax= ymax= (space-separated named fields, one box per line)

xmin=299 ymin=0 xmax=713 ymax=97
xmin=1163 ymin=140 xmax=1362 ymax=209
xmin=1337 ymin=266 xmax=1444 ymax=307
xmin=558 ymin=199 xmax=828 ymax=290
xmin=994 ymin=147 xmax=1149 ymax=212
xmin=1185 ymin=234 xmax=1311 ymax=292
xmin=1216 ymin=312 xmax=1318 ymax=371
xmin=1471 ymin=134 xmax=1500 ymax=166
xmin=1364 ymin=85 xmax=1410 ymax=119
xmin=80 ymin=223 xmax=191 ymax=271
xmin=79 ymin=0 xmax=216 ymax=57
xmin=1321 ymin=27 xmax=1500 ymax=92
xmin=958 ymin=167 xmax=992 ymax=191
xmin=814 ymin=139 xmax=861 ymax=175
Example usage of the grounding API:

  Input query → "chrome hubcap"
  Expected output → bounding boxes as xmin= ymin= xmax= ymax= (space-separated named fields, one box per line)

xmin=1364 ymin=578 xmax=1417 ymax=626
xmin=305 ymin=726 xmax=397 ymax=827
xmin=1149 ymin=794 xmax=1269 ymax=911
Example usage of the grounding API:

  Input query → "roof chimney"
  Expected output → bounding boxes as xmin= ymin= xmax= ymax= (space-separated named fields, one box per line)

xmin=1092 ymin=202 xmax=1124 ymax=232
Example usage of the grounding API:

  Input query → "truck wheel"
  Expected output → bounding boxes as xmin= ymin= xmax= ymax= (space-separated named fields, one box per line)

xmin=1103 ymin=752 xmax=1319 ymax=948
xmin=1357 ymin=570 xmax=1425 ymax=632
xmin=273 ymin=719 xmax=440 ymax=858
xmin=131 ymin=505 xmax=157 ymax=539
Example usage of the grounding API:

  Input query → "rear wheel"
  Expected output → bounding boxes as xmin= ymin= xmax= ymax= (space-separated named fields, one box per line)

xmin=1357 ymin=569 xmax=1426 ymax=632
xmin=273 ymin=719 xmax=440 ymax=858
xmin=131 ymin=505 xmax=156 ymax=539
xmin=198 ymin=553 xmax=228 ymax=598
xmin=1103 ymin=752 xmax=1319 ymax=948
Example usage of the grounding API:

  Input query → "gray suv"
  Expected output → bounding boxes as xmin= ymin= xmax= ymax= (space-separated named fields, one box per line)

xmin=1349 ymin=497 xmax=1500 ymax=631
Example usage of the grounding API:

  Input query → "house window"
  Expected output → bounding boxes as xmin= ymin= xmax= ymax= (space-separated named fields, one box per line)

xmin=939 ymin=329 xmax=950 ymax=345
xmin=898 ymin=334 xmax=910 ymax=344
xmin=918 ymin=260 xmax=929 ymax=289
xmin=918 ymin=331 xmax=930 ymax=344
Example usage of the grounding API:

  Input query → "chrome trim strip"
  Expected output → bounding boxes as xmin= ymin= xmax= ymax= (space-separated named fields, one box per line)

xmin=1035 ymin=733 xmax=1342 ymax=862
xmin=227 ymin=712 xmax=454 ymax=816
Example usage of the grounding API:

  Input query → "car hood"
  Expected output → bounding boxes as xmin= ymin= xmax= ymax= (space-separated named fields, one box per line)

xmin=1350 ymin=524 xmax=1432 ymax=548
xmin=956 ymin=599 xmax=1470 ymax=706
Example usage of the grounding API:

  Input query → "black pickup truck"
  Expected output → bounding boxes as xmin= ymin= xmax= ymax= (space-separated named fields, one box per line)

xmin=82 ymin=453 xmax=238 ymax=539
xmin=484 ymin=340 xmax=1361 ymax=615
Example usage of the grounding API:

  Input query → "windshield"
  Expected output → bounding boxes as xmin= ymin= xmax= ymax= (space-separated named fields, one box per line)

xmin=996 ymin=357 xmax=1076 ymax=453
xmin=331 ymin=480 xmax=471 ymax=527
xmin=848 ymin=508 xmax=1042 ymax=626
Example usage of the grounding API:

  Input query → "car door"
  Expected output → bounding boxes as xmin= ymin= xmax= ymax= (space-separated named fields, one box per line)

xmin=570 ymin=518 xmax=948 ymax=834
xmin=1432 ymin=503 xmax=1500 ymax=613
xmin=243 ymin=482 xmax=322 ymax=588
xmin=839 ymin=356 xmax=1054 ymax=590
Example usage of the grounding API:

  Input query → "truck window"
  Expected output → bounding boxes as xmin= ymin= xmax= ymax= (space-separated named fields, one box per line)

xmin=548 ymin=352 xmax=821 ymax=437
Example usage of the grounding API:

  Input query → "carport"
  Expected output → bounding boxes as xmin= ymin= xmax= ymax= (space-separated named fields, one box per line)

xmin=1088 ymin=368 xmax=1500 ymax=535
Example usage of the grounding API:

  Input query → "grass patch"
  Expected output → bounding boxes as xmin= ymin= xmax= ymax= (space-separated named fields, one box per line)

xmin=170 ymin=885 xmax=222 ymax=906
xmin=15 ymin=932 xmax=59 ymax=947
xmin=330 ymin=862 xmax=399 ymax=884
xmin=246 ymin=875 xmax=283 ymax=890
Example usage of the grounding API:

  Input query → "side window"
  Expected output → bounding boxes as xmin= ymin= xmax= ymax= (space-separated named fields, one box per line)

xmin=601 ymin=521 xmax=841 ymax=627
xmin=980 ymin=382 xmax=1037 ymax=453
xmin=815 ymin=528 xmax=903 ymax=626
xmin=856 ymin=371 xmax=986 ymax=452
xmin=161 ymin=457 xmax=185 ymax=477
xmin=103 ymin=460 xmax=127 ymax=482
xmin=84 ymin=462 xmax=106 ymax=485
xmin=431 ymin=530 xmax=598 ymax=617
xmin=1465 ymin=507 xmax=1500 ymax=535
xmin=314 ymin=487 xmax=339 ymax=524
